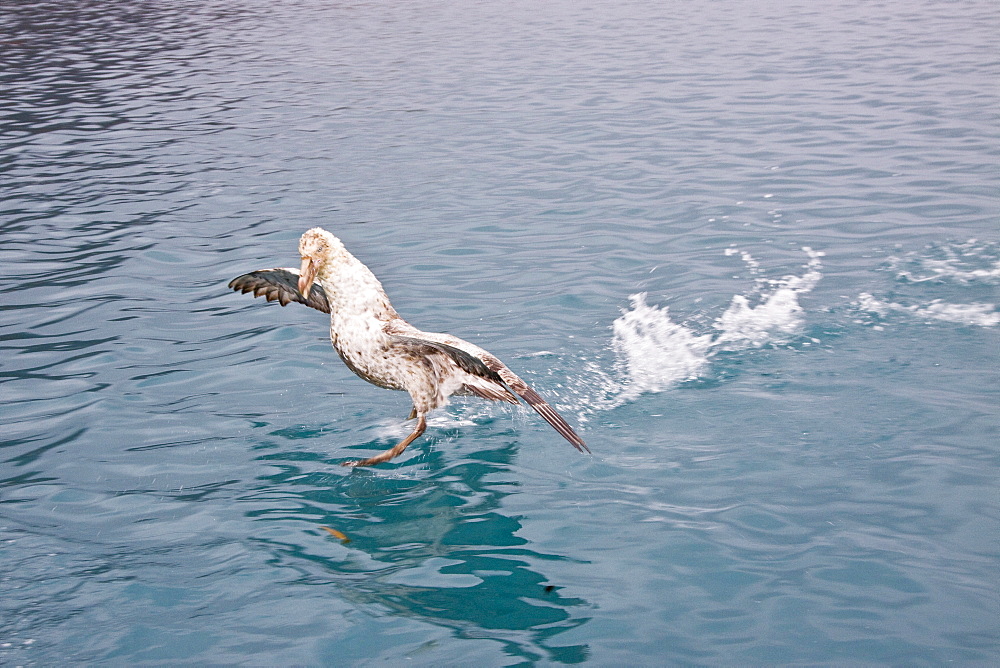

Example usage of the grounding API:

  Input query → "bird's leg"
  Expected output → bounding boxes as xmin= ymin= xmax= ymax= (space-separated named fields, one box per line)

xmin=406 ymin=406 xmax=417 ymax=421
xmin=341 ymin=415 xmax=427 ymax=467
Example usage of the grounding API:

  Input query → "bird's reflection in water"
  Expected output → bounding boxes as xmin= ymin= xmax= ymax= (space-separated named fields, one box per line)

xmin=247 ymin=428 xmax=591 ymax=664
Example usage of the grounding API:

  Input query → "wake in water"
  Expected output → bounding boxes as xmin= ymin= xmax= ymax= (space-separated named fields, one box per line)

xmin=854 ymin=294 xmax=1000 ymax=328
xmin=611 ymin=247 xmax=823 ymax=403
xmin=855 ymin=239 xmax=1000 ymax=328
xmin=548 ymin=247 xmax=826 ymax=418
xmin=887 ymin=239 xmax=1000 ymax=284
xmin=437 ymin=241 xmax=995 ymax=432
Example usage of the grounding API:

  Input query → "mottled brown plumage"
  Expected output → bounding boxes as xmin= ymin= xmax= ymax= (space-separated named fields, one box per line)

xmin=229 ymin=227 xmax=588 ymax=466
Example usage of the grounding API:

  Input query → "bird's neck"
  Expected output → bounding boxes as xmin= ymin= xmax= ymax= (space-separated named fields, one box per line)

xmin=317 ymin=256 xmax=398 ymax=323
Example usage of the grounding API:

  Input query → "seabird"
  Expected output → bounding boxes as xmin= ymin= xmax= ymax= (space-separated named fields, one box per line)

xmin=229 ymin=227 xmax=588 ymax=467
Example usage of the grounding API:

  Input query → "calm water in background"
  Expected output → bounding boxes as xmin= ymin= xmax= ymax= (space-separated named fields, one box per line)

xmin=2 ymin=0 xmax=999 ymax=664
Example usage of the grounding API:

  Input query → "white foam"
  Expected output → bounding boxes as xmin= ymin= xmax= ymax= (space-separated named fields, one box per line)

xmin=561 ymin=247 xmax=825 ymax=414
xmin=856 ymin=293 xmax=999 ymax=327
xmin=889 ymin=239 xmax=1000 ymax=284
xmin=424 ymin=242 xmax=995 ymax=435
xmin=713 ymin=247 xmax=824 ymax=350
xmin=723 ymin=247 xmax=762 ymax=275
xmin=611 ymin=293 xmax=714 ymax=401
xmin=711 ymin=291 xmax=805 ymax=349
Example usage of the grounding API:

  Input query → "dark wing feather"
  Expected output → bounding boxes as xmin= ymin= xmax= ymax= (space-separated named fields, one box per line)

xmin=389 ymin=335 xmax=518 ymax=404
xmin=388 ymin=335 xmax=504 ymax=383
xmin=391 ymin=330 xmax=588 ymax=452
xmin=228 ymin=268 xmax=330 ymax=313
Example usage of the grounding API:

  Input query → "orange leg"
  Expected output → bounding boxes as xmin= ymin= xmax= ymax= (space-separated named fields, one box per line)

xmin=341 ymin=414 xmax=427 ymax=467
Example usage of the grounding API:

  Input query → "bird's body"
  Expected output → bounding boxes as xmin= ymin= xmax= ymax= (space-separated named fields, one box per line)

xmin=229 ymin=227 xmax=587 ymax=466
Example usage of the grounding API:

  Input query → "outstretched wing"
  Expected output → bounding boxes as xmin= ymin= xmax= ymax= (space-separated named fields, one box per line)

xmin=228 ymin=268 xmax=331 ymax=313
xmin=387 ymin=325 xmax=589 ymax=453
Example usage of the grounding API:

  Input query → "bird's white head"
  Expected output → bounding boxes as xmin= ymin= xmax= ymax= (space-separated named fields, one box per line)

xmin=297 ymin=227 xmax=345 ymax=297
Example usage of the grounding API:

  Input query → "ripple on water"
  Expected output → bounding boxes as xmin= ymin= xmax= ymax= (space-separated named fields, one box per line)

xmin=2 ymin=0 xmax=1000 ymax=664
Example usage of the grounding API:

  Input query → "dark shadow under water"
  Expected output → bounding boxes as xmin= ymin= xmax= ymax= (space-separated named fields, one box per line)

xmin=244 ymin=426 xmax=591 ymax=664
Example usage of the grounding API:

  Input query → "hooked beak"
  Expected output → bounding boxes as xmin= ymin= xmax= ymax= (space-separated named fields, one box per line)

xmin=298 ymin=256 xmax=317 ymax=297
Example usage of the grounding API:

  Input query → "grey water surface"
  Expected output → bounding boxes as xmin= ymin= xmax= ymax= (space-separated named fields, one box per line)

xmin=2 ymin=0 xmax=999 ymax=664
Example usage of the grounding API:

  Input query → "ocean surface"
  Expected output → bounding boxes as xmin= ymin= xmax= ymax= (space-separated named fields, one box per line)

xmin=2 ymin=0 xmax=999 ymax=664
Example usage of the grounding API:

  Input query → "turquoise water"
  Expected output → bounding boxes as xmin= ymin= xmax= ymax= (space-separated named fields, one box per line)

xmin=2 ymin=0 xmax=999 ymax=664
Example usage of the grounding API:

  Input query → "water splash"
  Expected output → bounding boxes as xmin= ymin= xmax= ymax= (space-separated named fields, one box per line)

xmin=857 ymin=240 xmax=1000 ymax=328
xmin=559 ymin=247 xmax=825 ymax=416
xmin=855 ymin=293 xmax=999 ymax=328
xmin=888 ymin=239 xmax=1000 ymax=284
xmin=610 ymin=294 xmax=715 ymax=401
xmin=712 ymin=247 xmax=823 ymax=350
xmin=482 ymin=241 xmax=994 ymax=430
